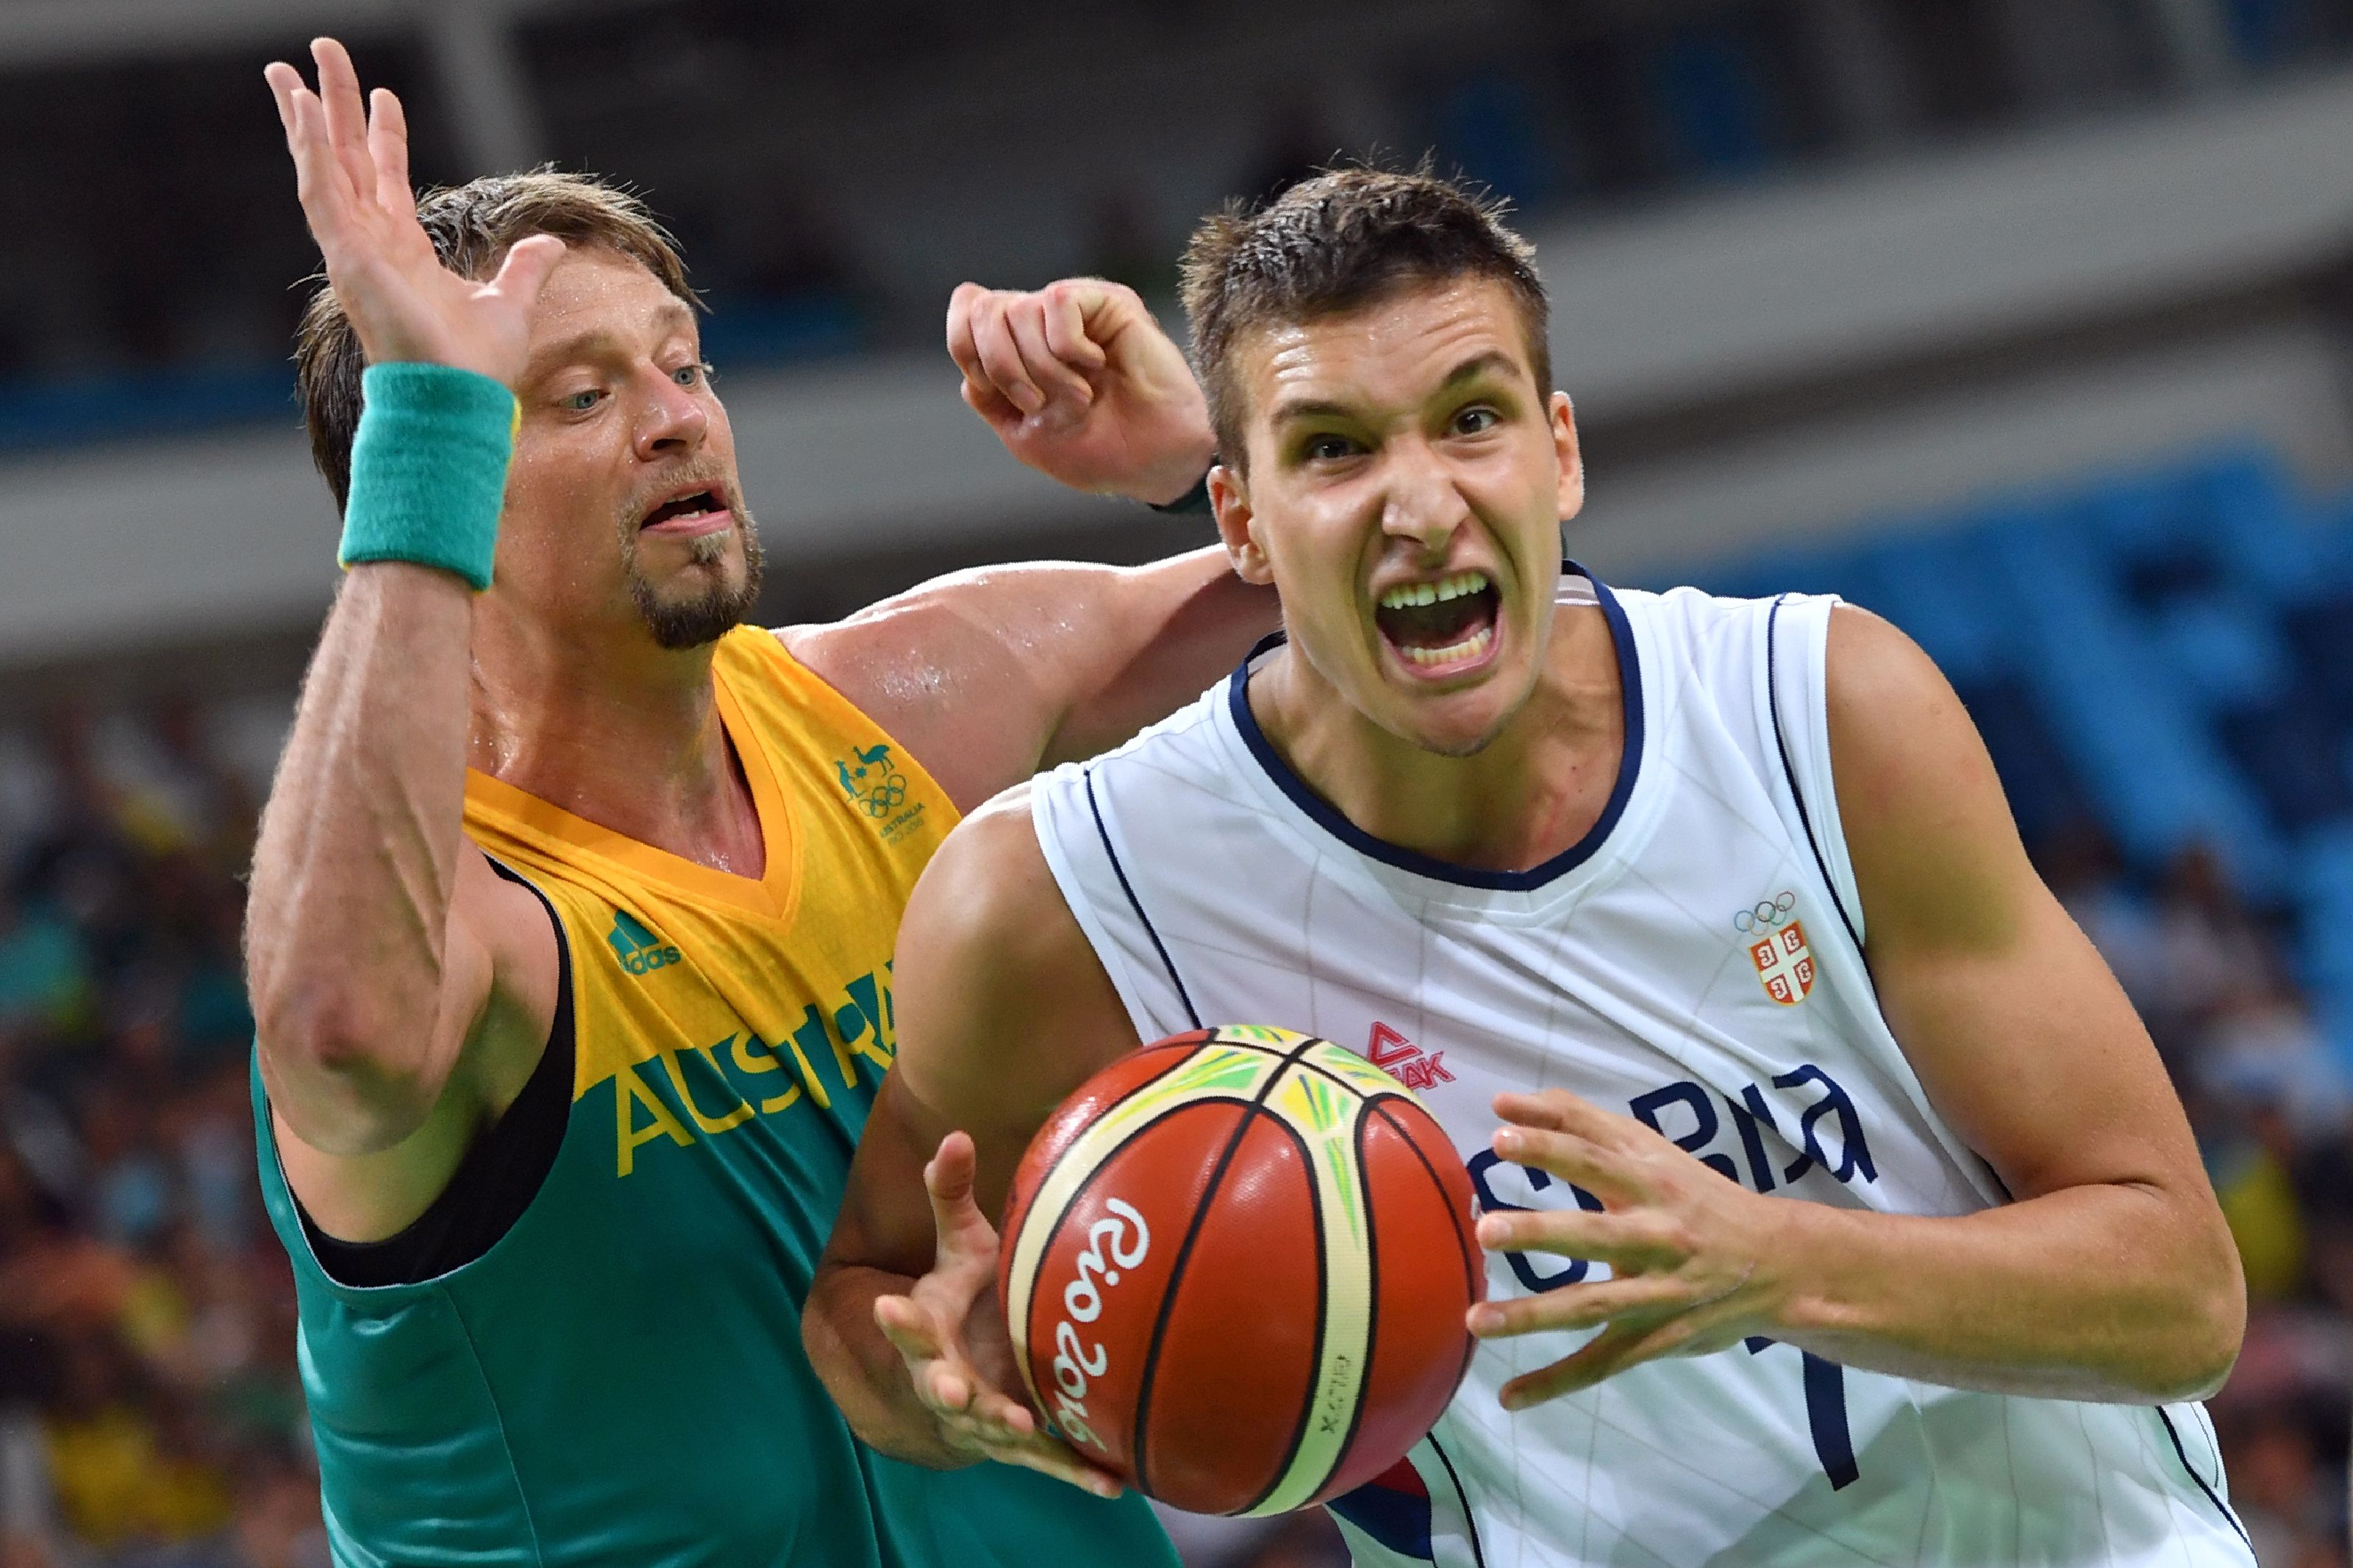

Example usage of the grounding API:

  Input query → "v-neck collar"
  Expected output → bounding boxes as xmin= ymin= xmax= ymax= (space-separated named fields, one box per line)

xmin=1221 ymin=561 xmax=1646 ymax=896
xmin=464 ymin=670 xmax=799 ymax=924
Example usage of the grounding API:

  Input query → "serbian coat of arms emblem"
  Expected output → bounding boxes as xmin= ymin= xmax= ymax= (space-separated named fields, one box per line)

xmin=1736 ymin=892 xmax=1815 ymax=1006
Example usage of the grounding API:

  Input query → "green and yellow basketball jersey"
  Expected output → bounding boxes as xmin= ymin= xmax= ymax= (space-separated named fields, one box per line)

xmin=253 ymin=626 xmax=1176 ymax=1568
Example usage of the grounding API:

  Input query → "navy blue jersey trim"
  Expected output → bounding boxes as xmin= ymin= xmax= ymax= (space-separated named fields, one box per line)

xmin=1765 ymin=595 xmax=1865 ymax=955
xmin=1225 ymin=562 xmax=1644 ymax=892
xmin=1327 ymin=1475 xmax=1435 ymax=1560
xmin=1084 ymin=766 xmax=1202 ymax=1028
xmin=1427 ymin=1435 xmax=1488 ymax=1568
xmin=2157 ymin=1407 xmax=2250 ymax=1548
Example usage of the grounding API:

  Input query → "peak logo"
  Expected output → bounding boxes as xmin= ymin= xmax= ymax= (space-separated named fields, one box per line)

xmin=1365 ymin=1022 xmax=1454 ymax=1093
xmin=608 ymin=909 xmax=683 ymax=977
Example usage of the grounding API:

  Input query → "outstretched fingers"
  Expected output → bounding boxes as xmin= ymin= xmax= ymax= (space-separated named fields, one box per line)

xmin=1494 ymin=1087 xmax=1629 ymax=1142
xmin=988 ymin=1428 xmax=1126 ymax=1499
xmin=310 ymin=39 xmax=378 ymax=218
xmin=922 ymin=1131 xmax=1000 ymax=1267
xmin=263 ymin=62 xmax=301 ymax=137
xmin=872 ymin=1292 xmax=946 ymax=1369
xmin=266 ymin=69 xmax=344 ymax=243
xmin=875 ymin=1292 xmax=982 ymax=1414
xmin=366 ymin=87 xmax=413 ymax=218
xmin=1496 ymin=1315 xmax=1699 ymax=1410
xmin=1468 ymin=1271 xmax=1696 ymax=1339
xmin=1492 ymin=1121 xmax=1627 ymax=1200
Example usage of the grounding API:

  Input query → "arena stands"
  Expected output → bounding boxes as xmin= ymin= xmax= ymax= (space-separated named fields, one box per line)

xmin=1690 ymin=445 xmax=2353 ymax=1566
xmin=0 ymin=454 xmax=2347 ymax=1563
xmin=4 ymin=0 xmax=2353 ymax=1562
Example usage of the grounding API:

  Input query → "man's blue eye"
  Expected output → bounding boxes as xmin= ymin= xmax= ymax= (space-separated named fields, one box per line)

xmin=562 ymin=390 xmax=600 ymax=412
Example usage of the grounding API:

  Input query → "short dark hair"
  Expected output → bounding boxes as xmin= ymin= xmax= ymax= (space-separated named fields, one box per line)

xmin=1178 ymin=166 xmax=1551 ymax=470
xmin=294 ymin=170 xmax=698 ymax=512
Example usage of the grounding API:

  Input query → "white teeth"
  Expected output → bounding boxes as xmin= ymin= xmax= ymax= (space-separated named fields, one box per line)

xmin=1377 ymin=570 xmax=1490 ymax=611
xmin=1401 ymin=622 xmax=1496 ymax=667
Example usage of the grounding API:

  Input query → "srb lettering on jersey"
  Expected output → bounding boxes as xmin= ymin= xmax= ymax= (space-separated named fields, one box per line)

xmin=1471 ymin=1060 xmax=1879 ymax=1294
xmin=1365 ymin=1021 xmax=1454 ymax=1092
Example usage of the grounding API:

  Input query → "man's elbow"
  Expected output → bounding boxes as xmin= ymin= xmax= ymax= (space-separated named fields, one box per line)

xmin=254 ymin=986 xmax=438 ymax=1156
xmin=2133 ymin=1221 xmax=2246 ymax=1404
xmin=2163 ymin=1244 xmax=2246 ymax=1403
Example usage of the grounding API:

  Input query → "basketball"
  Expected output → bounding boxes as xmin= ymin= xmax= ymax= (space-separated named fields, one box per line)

xmin=996 ymin=1024 xmax=1484 ymax=1517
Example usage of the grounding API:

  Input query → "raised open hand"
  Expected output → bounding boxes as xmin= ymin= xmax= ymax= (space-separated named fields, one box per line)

xmin=948 ymin=279 xmax=1215 ymax=506
xmin=871 ymin=1131 xmax=1124 ymax=1497
xmin=264 ymin=38 xmax=563 ymax=387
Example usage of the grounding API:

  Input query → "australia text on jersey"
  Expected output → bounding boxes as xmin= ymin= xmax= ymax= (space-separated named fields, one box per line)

xmin=612 ymin=962 xmax=898 ymax=1175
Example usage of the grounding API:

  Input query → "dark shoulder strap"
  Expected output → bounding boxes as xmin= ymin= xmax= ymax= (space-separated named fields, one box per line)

xmin=298 ymin=862 xmax=574 ymax=1288
xmin=1766 ymin=595 xmax=1865 ymax=956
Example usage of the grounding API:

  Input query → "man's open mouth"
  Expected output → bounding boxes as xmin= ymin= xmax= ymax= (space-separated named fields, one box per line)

xmin=640 ymin=488 xmax=729 ymax=531
xmin=1373 ymin=569 xmax=1502 ymax=670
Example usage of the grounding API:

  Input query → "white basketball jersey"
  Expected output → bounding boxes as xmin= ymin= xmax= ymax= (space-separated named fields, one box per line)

xmin=1029 ymin=572 xmax=2252 ymax=1568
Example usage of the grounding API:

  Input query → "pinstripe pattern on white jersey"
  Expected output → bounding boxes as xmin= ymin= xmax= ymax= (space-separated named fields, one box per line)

xmin=1030 ymin=572 xmax=2252 ymax=1567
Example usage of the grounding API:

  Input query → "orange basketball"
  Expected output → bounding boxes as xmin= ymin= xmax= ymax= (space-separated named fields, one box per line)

xmin=997 ymin=1024 xmax=1484 ymax=1517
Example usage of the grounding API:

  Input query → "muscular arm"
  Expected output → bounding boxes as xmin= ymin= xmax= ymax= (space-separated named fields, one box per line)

xmin=785 ymin=548 xmax=1272 ymax=813
xmin=1479 ymin=606 xmax=2242 ymax=1407
xmin=804 ymin=790 xmax=1138 ymax=1463
xmin=1771 ymin=605 xmax=2242 ymax=1398
xmin=246 ymin=567 xmax=556 ymax=1211
xmin=243 ymin=43 xmax=557 ymax=1237
xmin=786 ymin=275 xmax=1277 ymax=812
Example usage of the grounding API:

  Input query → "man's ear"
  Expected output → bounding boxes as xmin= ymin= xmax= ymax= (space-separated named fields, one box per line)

xmin=1551 ymin=390 xmax=1585 ymax=525
xmin=1210 ymin=465 xmax=1274 ymax=586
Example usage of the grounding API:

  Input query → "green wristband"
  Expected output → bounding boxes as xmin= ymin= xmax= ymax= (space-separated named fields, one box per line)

xmin=340 ymin=362 xmax=518 ymax=591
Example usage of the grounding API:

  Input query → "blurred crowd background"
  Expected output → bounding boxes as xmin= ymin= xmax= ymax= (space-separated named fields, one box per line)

xmin=5 ymin=0 xmax=2353 ymax=1564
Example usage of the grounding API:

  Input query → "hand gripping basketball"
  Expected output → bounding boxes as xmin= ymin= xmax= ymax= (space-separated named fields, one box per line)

xmin=871 ymin=1132 xmax=1125 ymax=1498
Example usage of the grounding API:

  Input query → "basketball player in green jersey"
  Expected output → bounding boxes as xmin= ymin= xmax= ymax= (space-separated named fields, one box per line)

xmin=245 ymin=40 xmax=1265 ymax=1566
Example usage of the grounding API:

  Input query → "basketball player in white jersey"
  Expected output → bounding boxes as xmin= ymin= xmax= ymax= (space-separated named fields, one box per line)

xmin=806 ymin=170 xmax=2254 ymax=1565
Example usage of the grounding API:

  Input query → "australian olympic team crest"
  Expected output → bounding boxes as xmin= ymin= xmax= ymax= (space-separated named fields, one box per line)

xmin=1735 ymin=891 xmax=1815 ymax=1006
xmin=835 ymin=742 xmax=927 ymax=845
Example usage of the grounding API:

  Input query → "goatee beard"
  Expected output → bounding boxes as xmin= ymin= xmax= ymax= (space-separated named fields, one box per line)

xmin=624 ymin=509 xmax=766 ymax=651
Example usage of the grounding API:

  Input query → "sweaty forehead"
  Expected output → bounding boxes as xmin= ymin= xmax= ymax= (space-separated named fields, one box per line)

xmin=524 ymin=248 xmax=695 ymax=362
xmin=1249 ymin=278 xmax=1534 ymax=415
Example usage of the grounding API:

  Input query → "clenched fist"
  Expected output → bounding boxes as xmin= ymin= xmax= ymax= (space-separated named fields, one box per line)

xmin=948 ymin=279 xmax=1215 ymax=506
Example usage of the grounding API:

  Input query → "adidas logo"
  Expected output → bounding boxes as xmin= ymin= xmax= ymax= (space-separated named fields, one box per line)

xmin=608 ymin=909 xmax=683 ymax=977
xmin=1366 ymin=1022 xmax=1454 ymax=1093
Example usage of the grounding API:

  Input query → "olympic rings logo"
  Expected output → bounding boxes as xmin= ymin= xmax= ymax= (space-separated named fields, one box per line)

xmin=1732 ymin=891 xmax=1798 ymax=934
xmin=860 ymin=774 xmax=909 ymax=816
